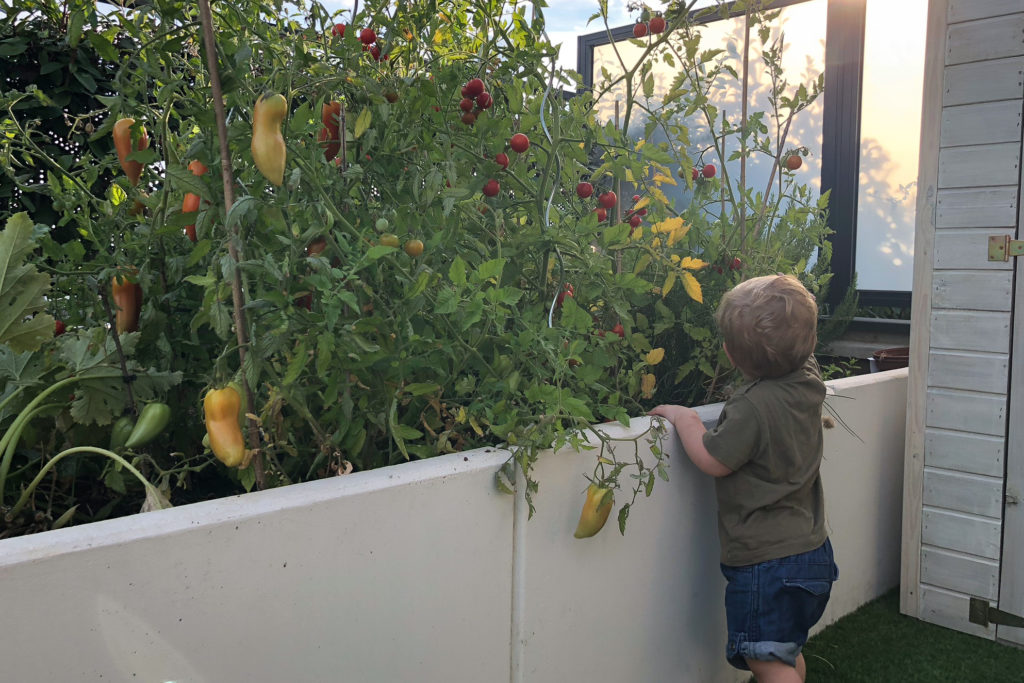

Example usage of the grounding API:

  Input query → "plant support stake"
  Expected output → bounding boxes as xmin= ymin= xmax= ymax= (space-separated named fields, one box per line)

xmin=197 ymin=0 xmax=265 ymax=488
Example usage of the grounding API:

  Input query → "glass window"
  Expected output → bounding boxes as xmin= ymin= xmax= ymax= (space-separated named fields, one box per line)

xmin=590 ymin=1 xmax=827 ymax=218
xmin=855 ymin=0 xmax=927 ymax=293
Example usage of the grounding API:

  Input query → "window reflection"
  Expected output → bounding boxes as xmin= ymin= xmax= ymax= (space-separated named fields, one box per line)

xmin=855 ymin=0 xmax=926 ymax=292
xmin=591 ymin=2 xmax=826 ymax=230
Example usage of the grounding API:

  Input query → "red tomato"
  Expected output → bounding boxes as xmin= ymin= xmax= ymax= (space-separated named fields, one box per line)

xmin=331 ymin=23 xmax=346 ymax=37
xmin=629 ymin=214 xmax=642 ymax=228
xmin=54 ymin=319 xmax=66 ymax=336
xmin=649 ymin=16 xmax=666 ymax=34
xmin=785 ymin=155 xmax=803 ymax=170
xmin=702 ymin=163 xmax=717 ymax=178
xmin=596 ymin=208 xmax=607 ymax=222
xmin=306 ymin=237 xmax=327 ymax=256
xmin=476 ymin=92 xmax=493 ymax=109
xmin=633 ymin=22 xmax=648 ymax=38
xmin=465 ymin=78 xmax=485 ymax=97
xmin=495 ymin=153 xmax=509 ymax=169
xmin=460 ymin=98 xmax=475 ymax=112
xmin=577 ymin=182 xmax=593 ymax=199
xmin=359 ymin=27 xmax=377 ymax=44
xmin=556 ymin=283 xmax=574 ymax=306
xmin=509 ymin=133 xmax=530 ymax=153
xmin=611 ymin=323 xmax=625 ymax=338
xmin=483 ymin=179 xmax=500 ymax=197
xmin=598 ymin=191 xmax=617 ymax=209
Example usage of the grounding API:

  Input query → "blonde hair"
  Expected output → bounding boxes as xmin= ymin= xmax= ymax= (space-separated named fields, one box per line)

xmin=715 ymin=274 xmax=818 ymax=379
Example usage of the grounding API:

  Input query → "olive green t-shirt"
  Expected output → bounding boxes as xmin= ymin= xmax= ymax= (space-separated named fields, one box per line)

xmin=702 ymin=356 xmax=827 ymax=566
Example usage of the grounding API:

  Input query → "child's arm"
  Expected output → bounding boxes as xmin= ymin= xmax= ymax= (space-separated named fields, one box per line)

xmin=648 ymin=405 xmax=733 ymax=478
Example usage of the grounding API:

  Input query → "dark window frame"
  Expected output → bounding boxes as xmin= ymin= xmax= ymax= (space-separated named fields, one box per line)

xmin=576 ymin=0 xmax=911 ymax=309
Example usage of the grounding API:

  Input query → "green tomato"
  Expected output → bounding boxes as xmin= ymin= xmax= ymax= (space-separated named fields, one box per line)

xmin=124 ymin=402 xmax=172 ymax=449
xmin=375 ymin=218 xmax=390 ymax=232
xmin=109 ymin=415 xmax=136 ymax=451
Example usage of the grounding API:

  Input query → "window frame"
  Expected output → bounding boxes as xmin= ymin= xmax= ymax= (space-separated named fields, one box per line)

xmin=576 ymin=0 xmax=912 ymax=309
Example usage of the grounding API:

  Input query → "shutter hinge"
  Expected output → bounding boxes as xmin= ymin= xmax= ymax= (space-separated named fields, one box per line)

xmin=988 ymin=235 xmax=1024 ymax=261
xmin=969 ymin=597 xmax=1024 ymax=628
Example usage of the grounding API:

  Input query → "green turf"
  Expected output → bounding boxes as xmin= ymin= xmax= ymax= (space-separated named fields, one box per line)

xmin=794 ymin=589 xmax=1024 ymax=682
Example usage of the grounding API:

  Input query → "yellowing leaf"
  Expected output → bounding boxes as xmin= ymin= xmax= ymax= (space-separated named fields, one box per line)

xmin=633 ymin=196 xmax=650 ymax=211
xmin=662 ymin=271 xmax=676 ymax=297
xmin=631 ymin=226 xmax=643 ymax=240
xmin=354 ymin=107 xmax=372 ymax=139
xmin=667 ymin=221 xmax=690 ymax=246
xmin=469 ymin=416 xmax=484 ymax=436
xmin=633 ymin=252 xmax=652 ymax=274
xmin=652 ymin=173 xmax=677 ymax=186
xmin=645 ymin=348 xmax=665 ymax=365
xmin=650 ymin=186 xmax=669 ymax=204
xmin=681 ymin=271 xmax=703 ymax=303
xmin=652 ymin=237 xmax=662 ymax=249
xmin=641 ymin=373 xmax=656 ymax=398
xmin=652 ymin=216 xmax=683 ymax=235
xmin=679 ymin=256 xmax=708 ymax=270
xmin=625 ymin=168 xmax=635 ymax=182
xmin=456 ymin=406 xmax=467 ymax=424
xmin=635 ymin=139 xmax=646 ymax=150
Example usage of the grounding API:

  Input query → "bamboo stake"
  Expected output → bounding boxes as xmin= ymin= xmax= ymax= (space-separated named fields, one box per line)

xmin=197 ymin=0 xmax=265 ymax=488
xmin=739 ymin=4 xmax=751 ymax=253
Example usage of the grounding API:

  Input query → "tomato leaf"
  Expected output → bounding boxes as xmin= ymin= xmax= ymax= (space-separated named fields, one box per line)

xmin=0 ymin=213 xmax=54 ymax=353
xmin=448 ymin=255 xmax=467 ymax=287
xmin=354 ymin=107 xmax=372 ymax=138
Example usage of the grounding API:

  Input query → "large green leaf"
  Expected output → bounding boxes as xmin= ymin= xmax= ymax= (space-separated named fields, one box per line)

xmin=0 ymin=213 xmax=54 ymax=353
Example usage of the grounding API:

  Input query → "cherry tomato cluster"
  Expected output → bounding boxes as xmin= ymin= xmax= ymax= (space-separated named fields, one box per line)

xmin=712 ymin=257 xmax=743 ymax=274
xmin=625 ymin=194 xmax=647 ymax=232
xmin=575 ymin=182 xmax=616 ymax=222
xmin=483 ymin=134 xmax=531 ymax=199
xmin=632 ymin=14 xmax=667 ymax=38
xmin=458 ymin=77 xmax=494 ymax=126
xmin=688 ymin=163 xmax=717 ymax=181
xmin=374 ymin=218 xmax=425 ymax=257
xmin=331 ymin=22 xmax=387 ymax=61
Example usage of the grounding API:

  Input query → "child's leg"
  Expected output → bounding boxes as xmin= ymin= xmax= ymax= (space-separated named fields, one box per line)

xmin=746 ymin=658 xmax=802 ymax=683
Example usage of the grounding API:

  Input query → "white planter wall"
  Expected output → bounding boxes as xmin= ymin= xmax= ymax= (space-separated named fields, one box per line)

xmin=0 ymin=369 xmax=908 ymax=682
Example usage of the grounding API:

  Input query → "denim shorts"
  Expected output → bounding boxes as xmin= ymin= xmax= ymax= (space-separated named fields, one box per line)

xmin=720 ymin=538 xmax=838 ymax=671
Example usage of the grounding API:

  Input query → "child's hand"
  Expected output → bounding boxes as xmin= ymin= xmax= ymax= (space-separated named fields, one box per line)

xmin=648 ymin=404 xmax=732 ymax=478
xmin=648 ymin=404 xmax=696 ymax=424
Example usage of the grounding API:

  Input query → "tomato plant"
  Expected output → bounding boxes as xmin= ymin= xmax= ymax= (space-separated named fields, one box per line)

xmin=0 ymin=0 xmax=841 ymax=535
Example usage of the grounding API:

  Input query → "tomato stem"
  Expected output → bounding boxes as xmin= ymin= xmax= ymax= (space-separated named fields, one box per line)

xmin=6 ymin=446 xmax=164 ymax=523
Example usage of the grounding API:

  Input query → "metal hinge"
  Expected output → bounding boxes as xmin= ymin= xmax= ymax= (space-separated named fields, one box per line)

xmin=969 ymin=597 xmax=1024 ymax=628
xmin=988 ymin=235 xmax=1024 ymax=261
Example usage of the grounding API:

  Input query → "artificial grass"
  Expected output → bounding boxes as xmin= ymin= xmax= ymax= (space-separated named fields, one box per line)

xmin=797 ymin=589 xmax=1024 ymax=682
